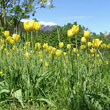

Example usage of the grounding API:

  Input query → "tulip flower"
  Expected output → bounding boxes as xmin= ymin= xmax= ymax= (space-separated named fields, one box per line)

xmin=34 ymin=22 xmax=41 ymax=31
xmin=67 ymin=29 xmax=73 ymax=38
xmin=92 ymin=39 xmax=102 ymax=48
xmin=67 ymin=44 xmax=71 ymax=49
xmin=12 ymin=34 xmax=20 ymax=42
xmin=80 ymin=45 xmax=86 ymax=50
xmin=24 ymin=52 xmax=30 ymax=58
xmin=43 ymin=43 xmax=48 ymax=49
xmin=81 ymin=37 xmax=86 ymax=43
xmin=35 ymin=42 xmax=41 ymax=50
xmin=101 ymin=43 xmax=106 ymax=49
xmin=72 ymin=25 xmax=79 ymax=35
xmin=88 ymin=42 xmax=92 ymax=48
xmin=56 ymin=50 xmax=62 ymax=57
xmin=59 ymin=42 xmax=64 ymax=48
xmin=90 ymin=48 xmax=95 ymax=54
xmin=3 ymin=31 xmax=10 ymax=37
xmin=84 ymin=31 xmax=90 ymax=38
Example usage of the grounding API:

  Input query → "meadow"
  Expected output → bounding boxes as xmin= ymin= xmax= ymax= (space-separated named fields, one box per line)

xmin=0 ymin=20 xmax=110 ymax=110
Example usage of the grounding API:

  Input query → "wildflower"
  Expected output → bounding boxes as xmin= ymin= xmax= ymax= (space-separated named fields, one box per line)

xmin=51 ymin=47 xmax=56 ymax=53
xmin=6 ymin=36 xmax=12 ymax=42
xmin=67 ymin=44 xmax=71 ymax=49
xmin=24 ymin=52 xmax=30 ymax=58
xmin=63 ymin=52 xmax=67 ymax=56
xmin=12 ymin=34 xmax=20 ymax=42
xmin=77 ymin=54 xmax=80 ymax=57
xmin=35 ymin=42 xmax=41 ymax=50
xmin=107 ymin=44 xmax=110 ymax=49
xmin=72 ymin=25 xmax=79 ymax=34
xmin=29 ymin=20 xmax=35 ymax=30
xmin=9 ymin=39 xmax=14 ymax=45
xmin=92 ymin=39 xmax=102 ymax=48
xmin=45 ymin=62 xmax=49 ymax=67
xmin=97 ymin=54 xmax=100 ymax=58
xmin=81 ymin=37 xmax=86 ymax=43
xmin=12 ymin=46 xmax=16 ymax=51
xmin=48 ymin=46 xmax=53 ymax=51
xmin=80 ymin=45 xmax=86 ymax=50
xmin=0 ymin=45 xmax=4 ymax=50
xmin=0 ymin=39 xmax=4 ymax=44
xmin=34 ymin=22 xmax=41 ymax=31
xmin=67 ymin=29 xmax=73 ymax=38
xmin=0 ymin=71 xmax=2 ymax=75
xmin=73 ymin=48 xmax=78 ymax=53
xmin=3 ymin=31 xmax=9 ymax=37
xmin=90 ymin=48 xmax=95 ymax=54
xmin=106 ymin=61 xmax=109 ymax=65
xmin=84 ymin=31 xmax=90 ymax=38
xmin=101 ymin=43 xmax=106 ymax=49
xmin=99 ymin=59 xmax=102 ymax=64
xmin=59 ymin=42 xmax=64 ymax=48
xmin=38 ymin=51 xmax=42 ymax=57
xmin=24 ymin=21 xmax=30 ymax=31
xmin=40 ymin=59 xmax=43 ymax=63
xmin=26 ymin=42 xmax=30 ymax=47
xmin=88 ymin=42 xmax=92 ymax=48
xmin=56 ymin=50 xmax=62 ymax=57
xmin=43 ymin=43 xmax=48 ymax=49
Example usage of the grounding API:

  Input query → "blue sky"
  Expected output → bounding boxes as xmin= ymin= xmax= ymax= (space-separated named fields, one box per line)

xmin=30 ymin=0 xmax=110 ymax=34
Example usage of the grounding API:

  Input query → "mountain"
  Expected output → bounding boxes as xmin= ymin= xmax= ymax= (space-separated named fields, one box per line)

xmin=20 ymin=19 xmax=58 ymax=31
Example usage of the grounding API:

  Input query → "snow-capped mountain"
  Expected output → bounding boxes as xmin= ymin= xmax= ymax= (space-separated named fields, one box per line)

xmin=39 ymin=21 xmax=58 ymax=31
xmin=20 ymin=19 xmax=58 ymax=31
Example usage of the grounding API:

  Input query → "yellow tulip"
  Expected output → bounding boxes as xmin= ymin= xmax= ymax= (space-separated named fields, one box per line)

xmin=24 ymin=21 xmax=30 ymax=31
xmin=73 ymin=48 xmax=78 ymax=53
xmin=92 ymin=39 xmax=102 ymax=48
xmin=106 ymin=61 xmax=109 ymax=65
xmin=100 ymin=43 xmax=106 ymax=49
xmin=67 ymin=44 xmax=71 ymax=49
xmin=12 ymin=34 xmax=20 ymax=42
xmin=3 ymin=31 xmax=9 ymax=37
xmin=28 ymin=20 xmax=35 ymax=30
xmin=0 ymin=39 xmax=4 ymax=44
xmin=72 ymin=25 xmax=79 ymax=34
xmin=56 ymin=50 xmax=62 ymax=57
xmin=84 ymin=31 xmax=90 ymax=38
xmin=63 ymin=52 xmax=67 ymax=56
xmin=7 ymin=36 xmax=12 ymax=42
xmin=81 ymin=37 xmax=86 ymax=43
xmin=67 ymin=29 xmax=73 ymax=38
xmin=107 ymin=44 xmax=110 ymax=49
xmin=59 ymin=42 xmax=64 ymax=48
xmin=80 ymin=45 xmax=86 ymax=50
xmin=24 ymin=52 xmax=30 ymax=58
xmin=34 ymin=22 xmax=41 ymax=31
xmin=0 ymin=71 xmax=2 ymax=75
xmin=9 ymin=39 xmax=14 ymax=45
xmin=87 ymin=42 xmax=92 ymax=48
xmin=38 ymin=51 xmax=42 ymax=57
xmin=51 ymin=47 xmax=56 ymax=53
xmin=26 ymin=42 xmax=30 ymax=47
xmin=35 ymin=42 xmax=41 ymax=50
xmin=43 ymin=43 xmax=48 ymax=49
xmin=45 ymin=62 xmax=49 ymax=67
xmin=90 ymin=48 xmax=95 ymax=54
xmin=97 ymin=54 xmax=100 ymax=58
xmin=48 ymin=46 xmax=53 ymax=51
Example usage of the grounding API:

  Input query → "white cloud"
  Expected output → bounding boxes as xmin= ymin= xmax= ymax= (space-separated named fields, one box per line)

xmin=64 ymin=16 xmax=93 ymax=20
